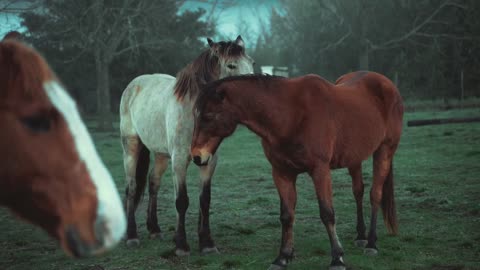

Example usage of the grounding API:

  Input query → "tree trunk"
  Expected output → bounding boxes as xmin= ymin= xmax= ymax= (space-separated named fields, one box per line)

xmin=95 ymin=53 xmax=113 ymax=131
xmin=460 ymin=69 xmax=464 ymax=108
xmin=359 ymin=42 xmax=369 ymax=70
xmin=357 ymin=1 xmax=369 ymax=71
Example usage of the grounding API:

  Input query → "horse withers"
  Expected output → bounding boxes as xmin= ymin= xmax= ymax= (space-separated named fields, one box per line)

xmin=119 ymin=36 xmax=254 ymax=255
xmin=0 ymin=35 xmax=125 ymax=257
xmin=191 ymin=72 xmax=404 ymax=270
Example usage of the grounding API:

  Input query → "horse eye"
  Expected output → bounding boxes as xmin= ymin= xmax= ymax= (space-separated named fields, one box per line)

xmin=203 ymin=112 xmax=215 ymax=121
xmin=227 ymin=64 xmax=237 ymax=69
xmin=21 ymin=114 xmax=52 ymax=132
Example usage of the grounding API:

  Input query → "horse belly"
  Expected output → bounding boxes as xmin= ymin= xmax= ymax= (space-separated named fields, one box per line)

xmin=262 ymin=140 xmax=310 ymax=173
xmin=331 ymin=113 xmax=386 ymax=168
xmin=330 ymin=145 xmax=377 ymax=169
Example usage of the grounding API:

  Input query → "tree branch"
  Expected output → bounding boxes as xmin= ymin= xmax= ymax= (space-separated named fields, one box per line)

xmin=370 ymin=0 xmax=465 ymax=50
xmin=318 ymin=27 xmax=352 ymax=53
xmin=415 ymin=32 xmax=480 ymax=41
xmin=113 ymin=39 xmax=176 ymax=57
xmin=0 ymin=0 xmax=41 ymax=13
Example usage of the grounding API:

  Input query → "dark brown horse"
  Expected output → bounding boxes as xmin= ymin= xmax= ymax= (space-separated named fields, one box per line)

xmin=0 ymin=35 xmax=125 ymax=257
xmin=191 ymin=72 xmax=403 ymax=270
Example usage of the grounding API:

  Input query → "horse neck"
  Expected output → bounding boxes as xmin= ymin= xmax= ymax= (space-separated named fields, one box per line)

xmin=230 ymin=81 xmax=296 ymax=143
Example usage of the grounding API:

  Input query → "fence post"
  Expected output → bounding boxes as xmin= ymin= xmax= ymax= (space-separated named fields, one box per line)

xmin=460 ymin=69 xmax=464 ymax=109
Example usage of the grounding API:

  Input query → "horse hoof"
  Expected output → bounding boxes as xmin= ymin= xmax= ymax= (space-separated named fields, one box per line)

xmin=354 ymin=239 xmax=368 ymax=248
xmin=175 ymin=249 xmax=190 ymax=256
xmin=267 ymin=264 xmax=286 ymax=270
xmin=126 ymin=238 xmax=140 ymax=247
xmin=149 ymin=232 xmax=163 ymax=240
xmin=329 ymin=266 xmax=346 ymax=270
xmin=364 ymin=248 xmax=378 ymax=256
xmin=201 ymin=246 xmax=220 ymax=255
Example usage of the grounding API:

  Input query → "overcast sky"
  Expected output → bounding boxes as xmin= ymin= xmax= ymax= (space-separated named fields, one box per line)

xmin=180 ymin=0 xmax=279 ymax=44
xmin=0 ymin=0 xmax=280 ymax=45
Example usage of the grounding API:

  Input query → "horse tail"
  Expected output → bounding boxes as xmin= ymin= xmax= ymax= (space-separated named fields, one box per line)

xmin=133 ymin=141 xmax=150 ymax=208
xmin=381 ymin=160 xmax=398 ymax=235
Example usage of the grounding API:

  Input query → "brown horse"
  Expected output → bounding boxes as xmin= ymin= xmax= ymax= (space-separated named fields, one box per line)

xmin=0 ymin=36 xmax=126 ymax=257
xmin=191 ymin=72 xmax=404 ymax=270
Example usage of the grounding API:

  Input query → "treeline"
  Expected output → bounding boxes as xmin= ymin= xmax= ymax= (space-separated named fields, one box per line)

xmin=20 ymin=0 xmax=214 ymax=129
xmin=15 ymin=0 xmax=480 ymax=129
xmin=252 ymin=0 xmax=480 ymax=100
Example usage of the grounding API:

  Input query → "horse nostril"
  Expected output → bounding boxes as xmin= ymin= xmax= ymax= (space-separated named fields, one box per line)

xmin=193 ymin=156 xmax=202 ymax=166
xmin=94 ymin=218 xmax=108 ymax=245
xmin=65 ymin=226 xmax=87 ymax=258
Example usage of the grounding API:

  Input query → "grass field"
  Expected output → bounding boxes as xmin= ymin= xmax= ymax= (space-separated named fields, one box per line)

xmin=1 ymin=108 xmax=480 ymax=270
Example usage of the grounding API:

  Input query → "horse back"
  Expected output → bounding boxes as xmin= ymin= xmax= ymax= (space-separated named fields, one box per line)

xmin=306 ymin=72 xmax=403 ymax=168
xmin=334 ymin=71 xmax=403 ymax=144
xmin=119 ymin=74 xmax=176 ymax=148
xmin=336 ymin=71 xmax=403 ymax=119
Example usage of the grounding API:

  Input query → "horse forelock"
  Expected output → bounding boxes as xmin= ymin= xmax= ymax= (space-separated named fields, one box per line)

xmin=217 ymin=41 xmax=245 ymax=57
xmin=0 ymin=40 xmax=55 ymax=100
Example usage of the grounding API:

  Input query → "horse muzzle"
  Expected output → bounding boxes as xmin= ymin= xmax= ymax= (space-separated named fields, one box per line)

xmin=192 ymin=149 xmax=211 ymax=166
xmin=65 ymin=225 xmax=100 ymax=258
xmin=64 ymin=212 xmax=125 ymax=257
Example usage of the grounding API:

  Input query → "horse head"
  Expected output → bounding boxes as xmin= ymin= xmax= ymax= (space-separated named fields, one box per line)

xmin=0 ymin=39 xmax=125 ymax=257
xmin=207 ymin=35 xmax=254 ymax=78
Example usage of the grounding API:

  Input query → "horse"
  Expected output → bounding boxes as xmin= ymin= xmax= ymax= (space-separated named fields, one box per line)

xmin=0 ymin=37 xmax=126 ymax=257
xmin=119 ymin=36 xmax=254 ymax=255
xmin=191 ymin=72 xmax=404 ymax=270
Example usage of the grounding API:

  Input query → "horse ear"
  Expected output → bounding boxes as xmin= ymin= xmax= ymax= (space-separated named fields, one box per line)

xmin=207 ymin=38 xmax=215 ymax=48
xmin=235 ymin=35 xmax=244 ymax=47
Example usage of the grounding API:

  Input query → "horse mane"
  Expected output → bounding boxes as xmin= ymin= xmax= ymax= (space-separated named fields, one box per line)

xmin=0 ymin=40 xmax=55 ymax=99
xmin=194 ymin=74 xmax=286 ymax=113
xmin=174 ymin=40 xmax=246 ymax=101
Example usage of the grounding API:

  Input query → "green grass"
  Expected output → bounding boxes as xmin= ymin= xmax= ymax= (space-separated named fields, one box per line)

xmin=1 ymin=108 xmax=480 ymax=270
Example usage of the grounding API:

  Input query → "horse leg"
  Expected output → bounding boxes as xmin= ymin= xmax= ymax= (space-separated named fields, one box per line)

xmin=122 ymin=136 xmax=150 ymax=247
xmin=268 ymin=168 xmax=297 ymax=270
xmin=365 ymin=143 xmax=396 ymax=256
xmin=198 ymin=154 xmax=218 ymax=254
xmin=172 ymin=155 xmax=190 ymax=256
xmin=311 ymin=165 xmax=345 ymax=270
xmin=348 ymin=164 xmax=367 ymax=247
xmin=146 ymin=153 xmax=169 ymax=239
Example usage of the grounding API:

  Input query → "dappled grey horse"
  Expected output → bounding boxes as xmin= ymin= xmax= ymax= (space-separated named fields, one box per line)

xmin=119 ymin=36 xmax=254 ymax=255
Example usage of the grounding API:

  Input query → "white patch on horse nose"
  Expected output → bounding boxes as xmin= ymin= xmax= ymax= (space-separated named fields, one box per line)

xmin=44 ymin=81 xmax=126 ymax=250
xmin=95 ymin=201 xmax=126 ymax=248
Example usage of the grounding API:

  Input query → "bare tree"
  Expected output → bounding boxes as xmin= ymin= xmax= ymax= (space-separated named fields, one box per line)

xmin=81 ymin=0 xmax=175 ymax=130
xmin=326 ymin=0 xmax=468 ymax=69
xmin=40 ymin=0 xmax=179 ymax=130
xmin=274 ymin=0 xmax=470 ymax=71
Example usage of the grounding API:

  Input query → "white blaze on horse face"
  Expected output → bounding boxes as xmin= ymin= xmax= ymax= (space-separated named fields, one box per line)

xmin=43 ymin=81 xmax=126 ymax=249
